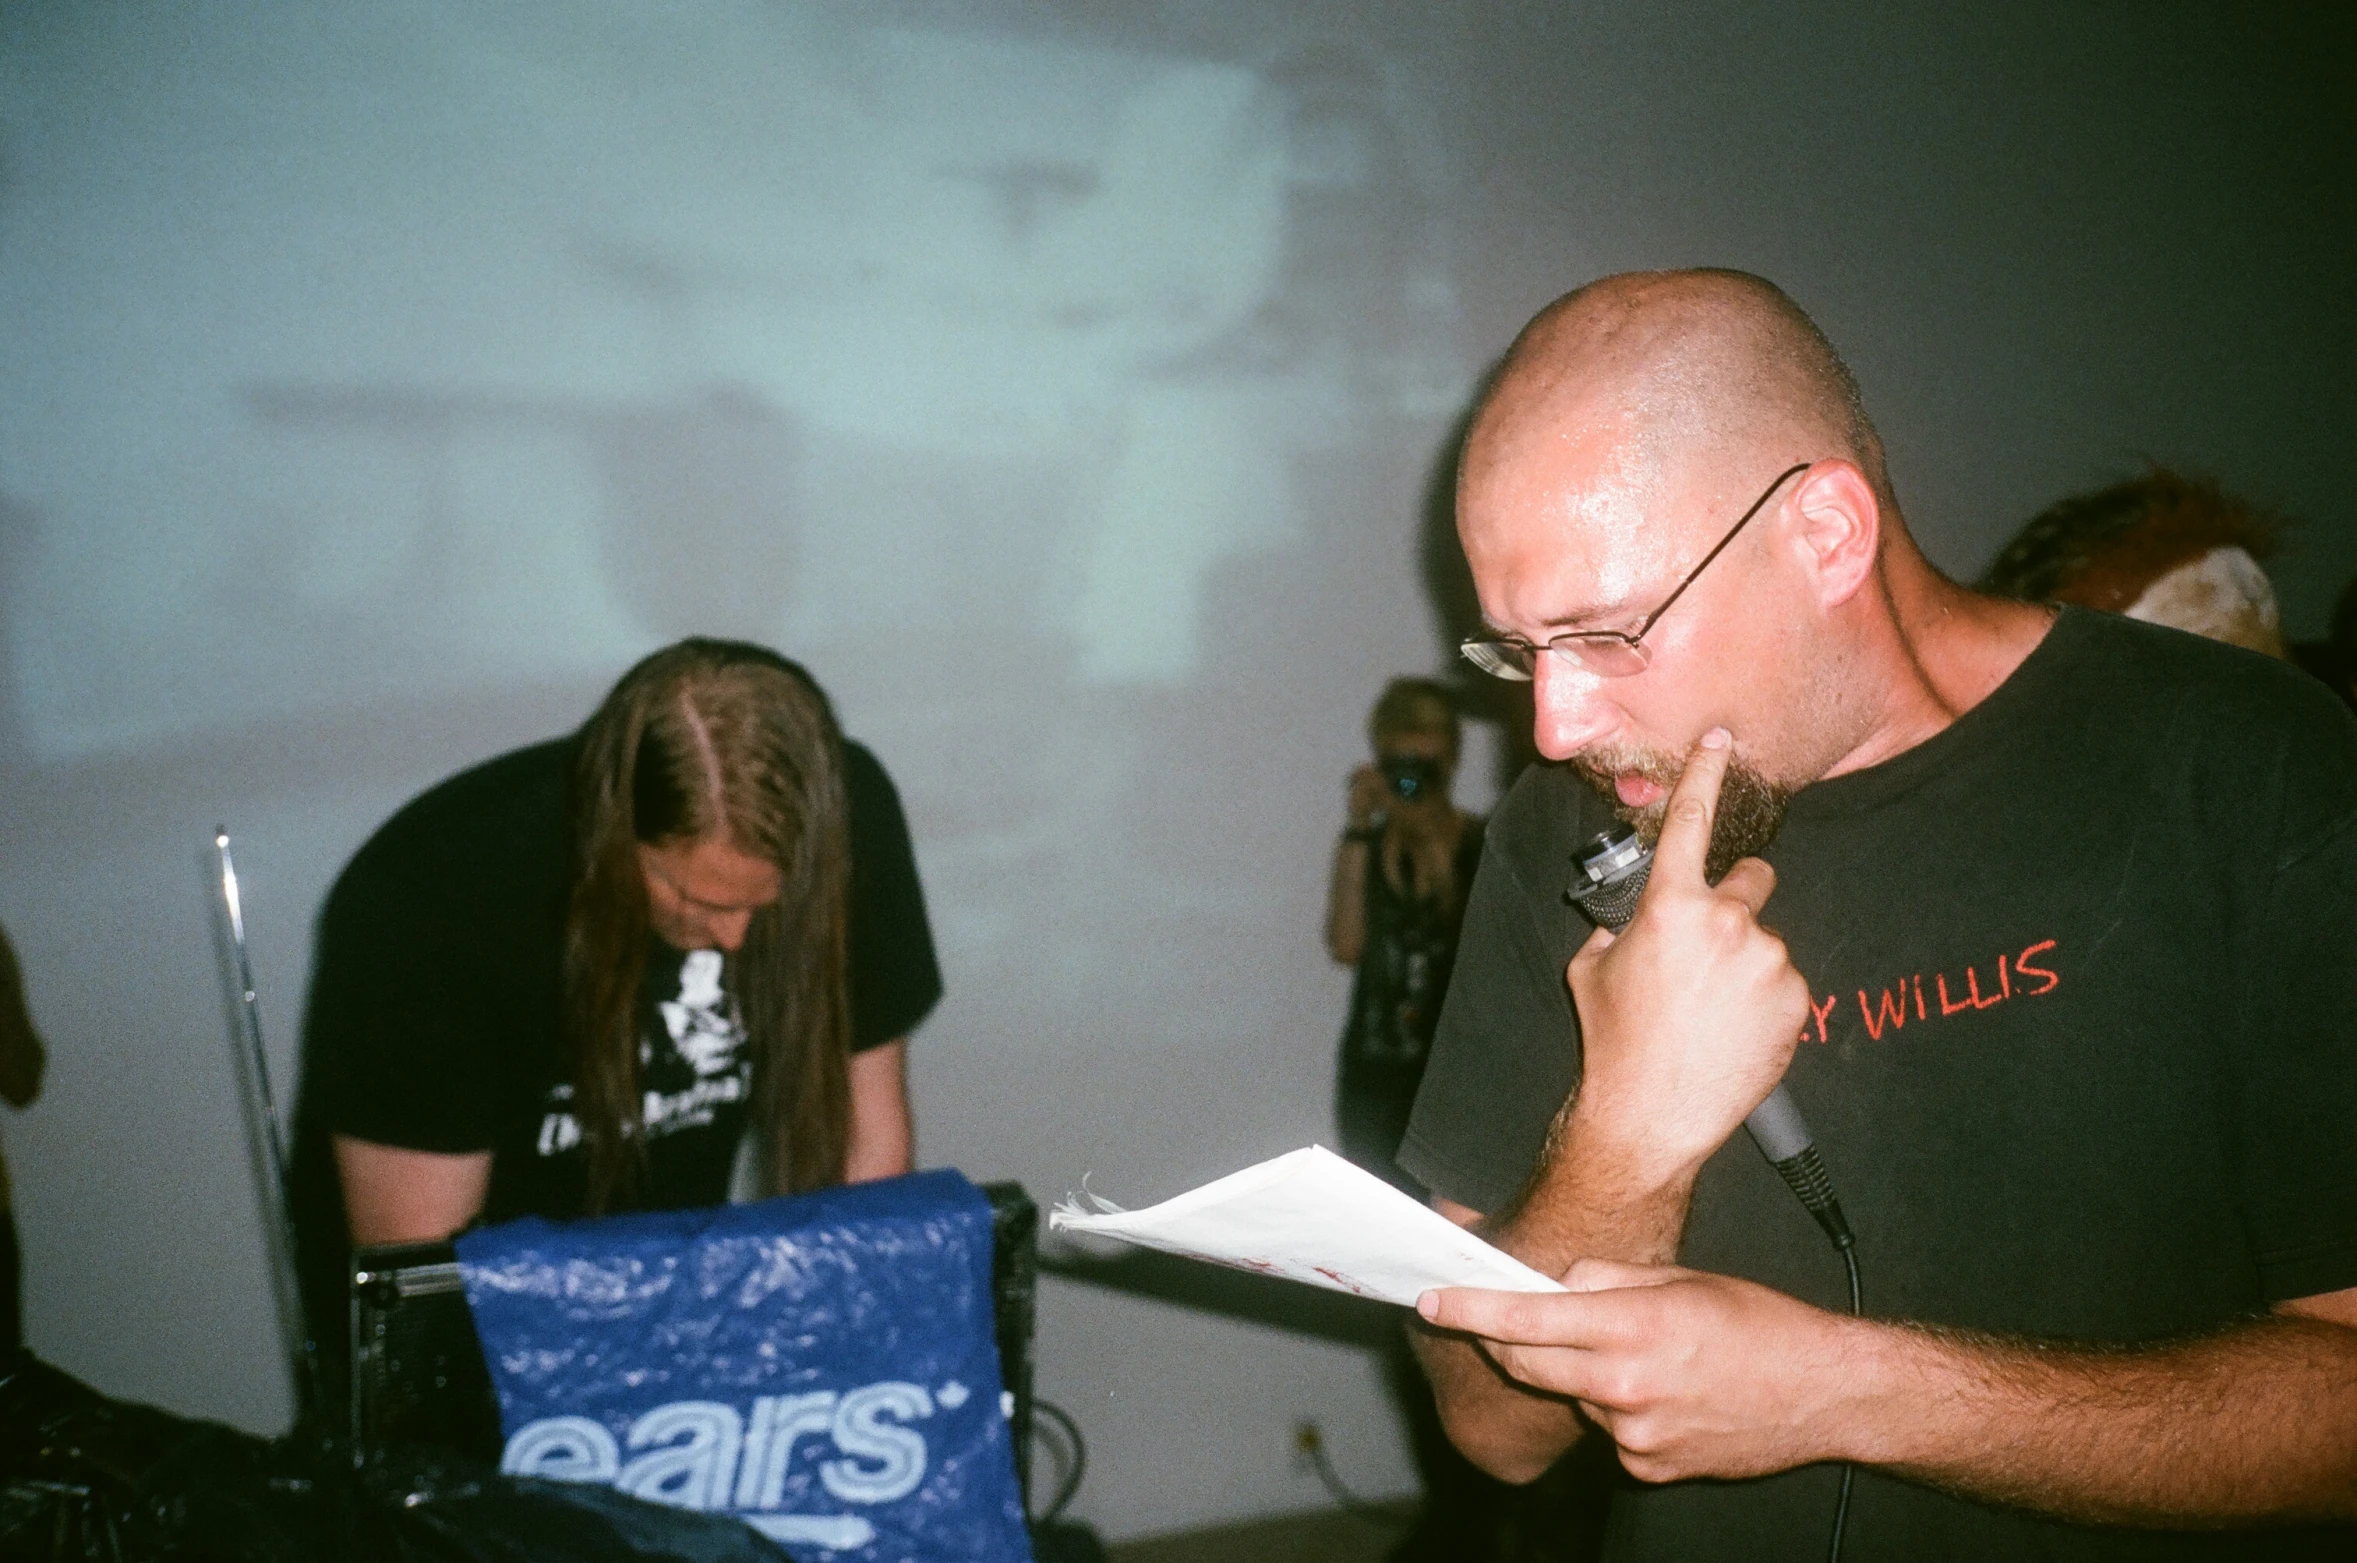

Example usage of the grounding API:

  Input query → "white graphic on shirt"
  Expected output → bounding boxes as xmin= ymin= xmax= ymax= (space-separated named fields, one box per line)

xmin=536 ymin=950 xmax=750 ymax=1157
xmin=661 ymin=950 xmax=743 ymax=1078
xmin=537 ymin=1084 xmax=583 ymax=1156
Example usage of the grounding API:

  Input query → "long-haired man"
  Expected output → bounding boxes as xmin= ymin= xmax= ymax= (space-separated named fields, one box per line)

xmin=290 ymin=639 xmax=939 ymax=1402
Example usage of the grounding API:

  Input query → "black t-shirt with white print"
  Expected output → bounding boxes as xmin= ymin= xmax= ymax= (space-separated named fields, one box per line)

xmin=289 ymin=734 xmax=940 ymax=1384
xmin=509 ymin=942 xmax=757 ymax=1226
xmin=1400 ymin=609 xmax=2357 ymax=1562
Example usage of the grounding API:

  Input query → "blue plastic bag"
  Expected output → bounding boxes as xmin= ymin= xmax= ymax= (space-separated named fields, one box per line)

xmin=455 ymin=1169 xmax=1032 ymax=1562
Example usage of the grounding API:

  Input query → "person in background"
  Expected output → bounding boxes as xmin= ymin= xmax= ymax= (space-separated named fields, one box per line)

xmin=0 ymin=922 xmax=46 ymax=1354
xmin=1327 ymin=680 xmax=1549 ymax=1562
xmin=1978 ymin=466 xmax=2292 ymax=657
xmin=1326 ymin=677 xmax=1484 ymax=1195
xmin=290 ymin=638 xmax=941 ymax=1410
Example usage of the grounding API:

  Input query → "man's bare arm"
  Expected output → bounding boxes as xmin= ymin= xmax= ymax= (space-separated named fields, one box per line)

xmin=1858 ymin=1287 xmax=2357 ymax=1525
xmin=1410 ymin=1172 xmax=1695 ymax=1482
xmin=842 ymin=1038 xmax=914 ymax=1183
xmin=1412 ymin=730 xmax=1812 ymax=1482
xmin=1428 ymin=1268 xmax=2357 ymax=1524
xmin=335 ymin=1135 xmax=491 ymax=1245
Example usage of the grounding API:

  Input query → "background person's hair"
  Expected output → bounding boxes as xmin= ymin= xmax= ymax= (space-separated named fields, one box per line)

xmin=1367 ymin=676 xmax=1460 ymax=758
xmin=564 ymin=638 xmax=853 ymax=1214
xmin=1978 ymin=466 xmax=2288 ymax=657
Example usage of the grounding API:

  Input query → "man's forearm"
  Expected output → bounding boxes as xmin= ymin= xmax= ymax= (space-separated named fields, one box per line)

xmin=1410 ymin=1315 xmax=1586 ymax=1482
xmin=1499 ymin=1104 xmax=1697 ymax=1272
xmin=1849 ymin=1312 xmax=2357 ymax=1526
xmin=1415 ymin=1106 xmax=1700 ymax=1483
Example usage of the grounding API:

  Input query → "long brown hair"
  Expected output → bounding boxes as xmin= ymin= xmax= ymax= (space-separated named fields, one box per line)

xmin=563 ymin=639 xmax=853 ymax=1214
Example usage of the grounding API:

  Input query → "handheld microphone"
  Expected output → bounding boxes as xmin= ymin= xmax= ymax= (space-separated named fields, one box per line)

xmin=1569 ymin=822 xmax=1853 ymax=1254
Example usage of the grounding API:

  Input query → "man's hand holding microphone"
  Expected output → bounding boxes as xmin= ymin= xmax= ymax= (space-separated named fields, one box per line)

xmin=1415 ymin=728 xmax=1879 ymax=1485
xmin=1551 ymin=727 xmax=1811 ymax=1196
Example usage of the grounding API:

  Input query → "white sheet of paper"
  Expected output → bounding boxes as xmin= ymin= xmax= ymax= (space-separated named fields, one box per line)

xmin=1048 ymin=1144 xmax=1566 ymax=1307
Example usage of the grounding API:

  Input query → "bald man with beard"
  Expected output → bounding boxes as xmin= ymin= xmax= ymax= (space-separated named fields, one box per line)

xmin=1399 ymin=270 xmax=2357 ymax=1558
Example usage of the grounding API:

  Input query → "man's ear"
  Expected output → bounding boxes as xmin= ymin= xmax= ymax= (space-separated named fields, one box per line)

xmin=1789 ymin=460 xmax=1880 ymax=609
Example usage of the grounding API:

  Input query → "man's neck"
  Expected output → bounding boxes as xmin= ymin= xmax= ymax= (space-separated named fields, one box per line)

xmin=1821 ymin=547 xmax=2055 ymax=780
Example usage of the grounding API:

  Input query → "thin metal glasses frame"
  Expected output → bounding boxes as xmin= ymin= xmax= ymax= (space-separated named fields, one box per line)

xmin=1459 ymin=461 xmax=1815 ymax=681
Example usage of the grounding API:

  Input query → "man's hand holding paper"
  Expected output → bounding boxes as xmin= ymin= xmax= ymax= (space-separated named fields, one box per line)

xmin=1048 ymin=1145 xmax=1562 ymax=1309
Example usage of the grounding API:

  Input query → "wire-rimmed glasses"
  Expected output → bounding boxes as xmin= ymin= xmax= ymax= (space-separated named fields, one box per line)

xmin=1459 ymin=461 xmax=1815 ymax=680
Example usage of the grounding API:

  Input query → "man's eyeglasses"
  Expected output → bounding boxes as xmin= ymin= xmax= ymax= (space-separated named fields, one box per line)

xmin=1459 ymin=461 xmax=1815 ymax=681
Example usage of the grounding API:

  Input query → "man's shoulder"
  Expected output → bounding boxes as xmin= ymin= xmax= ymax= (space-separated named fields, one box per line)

xmin=840 ymin=736 xmax=894 ymax=808
xmin=338 ymin=737 xmax=576 ymax=897
xmin=839 ymin=735 xmax=916 ymax=851
xmin=2056 ymin=611 xmax=2357 ymax=816
xmin=377 ymin=737 xmax=572 ymax=838
xmin=1948 ymin=609 xmax=2357 ymax=881
xmin=2049 ymin=608 xmax=2348 ymax=732
xmin=310 ymin=738 xmax=576 ymax=1009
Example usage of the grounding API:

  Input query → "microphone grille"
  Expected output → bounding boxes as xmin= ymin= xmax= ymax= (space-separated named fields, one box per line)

xmin=1569 ymin=825 xmax=1653 ymax=932
xmin=1570 ymin=866 xmax=1648 ymax=931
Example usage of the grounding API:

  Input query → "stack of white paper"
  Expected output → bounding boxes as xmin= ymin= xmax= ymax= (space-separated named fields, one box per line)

xmin=1048 ymin=1144 xmax=1565 ymax=1308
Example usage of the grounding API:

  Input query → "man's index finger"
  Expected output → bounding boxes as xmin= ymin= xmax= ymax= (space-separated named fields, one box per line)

xmin=1651 ymin=727 xmax=1732 ymax=888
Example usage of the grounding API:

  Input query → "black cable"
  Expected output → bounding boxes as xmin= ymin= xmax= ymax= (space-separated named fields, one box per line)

xmin=1298 ymin=1425 xmax=1403 ymax=1522
xmin=1565 ymin=828 xmax=1866 ymax=1559
xmin=1827 ymin=1236 xmax=1862 ymax=1563
xmin=1755 ymin=1152 xmax=1858 ymax=1563
xmin=1030 ymin=1398 xmax=1087 ymax=1527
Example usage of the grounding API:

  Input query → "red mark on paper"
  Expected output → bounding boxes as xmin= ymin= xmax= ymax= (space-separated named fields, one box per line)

xmin=1313 ymin=1266 xmax=1375 ymax=1298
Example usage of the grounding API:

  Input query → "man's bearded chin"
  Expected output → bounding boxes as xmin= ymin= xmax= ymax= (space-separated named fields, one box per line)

xmin=1568 ymin=744 xmax=1794 ymax=883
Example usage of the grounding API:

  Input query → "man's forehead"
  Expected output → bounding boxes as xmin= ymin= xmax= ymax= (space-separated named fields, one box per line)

xmin=1461 ymin=416 xmax=1692 ymax=628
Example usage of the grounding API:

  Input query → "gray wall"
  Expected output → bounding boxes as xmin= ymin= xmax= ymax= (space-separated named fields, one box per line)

xmin=1 ymin=1 xmax=2347 ymax=1543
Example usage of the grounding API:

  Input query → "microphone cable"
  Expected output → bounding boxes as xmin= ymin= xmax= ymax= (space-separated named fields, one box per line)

xmin=1569 ymin=822 xmax=1860 ymax=1563
xmin=1828 ymin=1233 xmax=1860 ymax=1563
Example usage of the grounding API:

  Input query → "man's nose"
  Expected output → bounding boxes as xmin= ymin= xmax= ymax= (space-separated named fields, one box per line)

xmin=1531 ymin=651 xmax=1616 ymax=761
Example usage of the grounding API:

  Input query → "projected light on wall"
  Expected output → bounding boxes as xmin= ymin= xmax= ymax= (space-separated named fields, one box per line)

xmin=3 ymin=4 xmax=1464 ymax=764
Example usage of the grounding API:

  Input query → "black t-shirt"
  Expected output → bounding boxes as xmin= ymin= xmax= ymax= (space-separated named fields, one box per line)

xmin=1336 ymin=819 xmax=1484 ymax=1188
xmin=1341 ymin=819 xmax=1487 ymax=1078
xmin=1400 ymin=609 xmax=2357 ymax=1561
xmin=289 ymin=734 xmax=941 ymax=1377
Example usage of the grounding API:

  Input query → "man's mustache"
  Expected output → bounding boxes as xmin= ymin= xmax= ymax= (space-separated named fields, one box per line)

xmin=1565 ymin=743 xmax=1793 ymax=880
